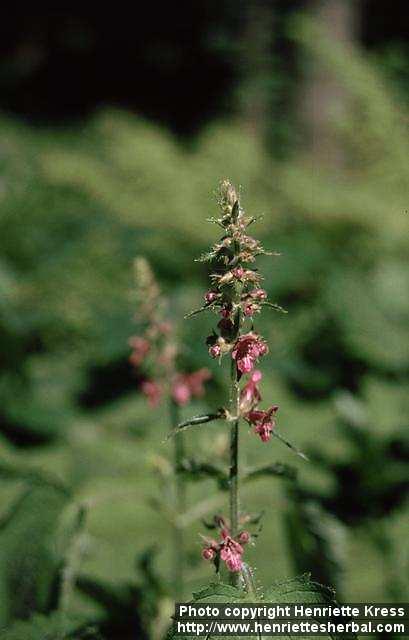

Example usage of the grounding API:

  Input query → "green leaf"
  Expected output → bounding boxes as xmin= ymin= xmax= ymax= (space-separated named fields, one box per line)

xmin=244 ymin=214 xmax=264 ymax=227
xmin=262 ymin=574 xmax=356 ymax=639
xmin=168 ymin=575 xmax=356 ymax=639
xmin=264 ymin=575 xmax=357 ymax=639
xmin=264 ymin=573 xmax=335 ymax=603
xmin=76 ymin=547 xmax=166 ymax=640
xmin=166 ymin=413 xmax=224 ymax=440
xmin=0 ymin=460 xmax=66 ymax=492
xmin=76 ymin=576 xmax=133 ymax=615
xmin=261 ymin=301 xmax=288 ymax=313
xmin=177 ymin=459 xmax=229 ymax=490
xmin=284 ymin=496 xmax=347 ymax=596
xmin=166 ymin=582 xmax=247 ymax=639
xmin=0 ymin=482 xmax=70 ymax=627
xmin=0 ymin=612 xmax=96 ymax=640
xmin=244 ymin=462 xmax=297 ymax=483
xmin=205 ymin=217 xmax=225 ymax=228
xmin=184 ymin=303 xmax=213 ymax=319
xmin=273 ymin=430 xmax=309 ymax=461
xmin=192 ymin=582 xmax=244 ymax=603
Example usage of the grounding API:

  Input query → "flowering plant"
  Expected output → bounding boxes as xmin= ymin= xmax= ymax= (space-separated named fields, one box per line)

xmin=171 ymin=180 xmax=306 ymax=587
xmin=129 ymin=257 xmax=210 ymax=409
xmin=129 ymin=257 xmax=211 ymax=599
xmin=166 ymin=183 xmax=358 ymax=639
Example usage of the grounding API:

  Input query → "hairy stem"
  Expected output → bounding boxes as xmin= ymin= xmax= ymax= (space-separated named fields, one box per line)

xmin=229 ymin=262 xmax=242 ymax=586
xmin=241 ymin=563 xmax=258 ymax=599
xmin=229 ymin=357 xmax=239 ymax=543
xmin=170 ymin=400 xmax=186 ymax=601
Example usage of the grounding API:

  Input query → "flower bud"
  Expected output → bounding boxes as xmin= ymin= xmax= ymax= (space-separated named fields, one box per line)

xmin=172 ymin=379 xmax=191 ymax=406
xmin=202 ymin=547 xmax=216 ymax=561
xmin=129 ymin=336 xmax=151 ymax=367
xmin=204 ymin=291 xmax=218 ymax=303
xmin=243 ymin=303 xmax=257 ymax=316
xmin=238 ymin=531 xmax=250 ymax=544
xmin=209 ymin=344 xmax=221 ymax=358
xmin=220 ymin=179 xmax=238 ymax=210
xmin=257 ymin=342 xmax=268 ymax=356
xmin=141 ymin=380 xmax=162 ymax=407
xmin=232 ymin=266 xmax=245 ymax=279
xmin=218 ymin=271 xmax=234 ymax=285
xmin=251 ymin=288 xmax=267 ymax=300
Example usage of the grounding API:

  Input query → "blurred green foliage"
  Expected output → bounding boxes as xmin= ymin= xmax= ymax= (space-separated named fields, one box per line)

xmin=0 ymin=16 xmax=408 ymax=638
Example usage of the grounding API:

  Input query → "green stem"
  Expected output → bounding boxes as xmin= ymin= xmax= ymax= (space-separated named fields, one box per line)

xmin=241 ymin=563 xmax=258 ymax=599
xmin=170 ymin=400 xmax=186 ymax=601
xmin=229 ymin=273 xmax=242 ymax=586
xmin=229 ymin=358 xmax=239 ymax=542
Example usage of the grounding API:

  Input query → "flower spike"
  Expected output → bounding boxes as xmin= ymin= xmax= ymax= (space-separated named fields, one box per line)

xmin=183 ymin=180 xmax=304 ymax=577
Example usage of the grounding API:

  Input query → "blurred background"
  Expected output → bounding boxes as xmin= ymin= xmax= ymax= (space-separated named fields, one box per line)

xmin=0 ymin=1 xmax=408 ymax=638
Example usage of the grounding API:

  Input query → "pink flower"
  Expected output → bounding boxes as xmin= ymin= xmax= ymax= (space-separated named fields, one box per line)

xmin=239 ymin=370 xmax=262 ymax=413
xmin=231 ymin=268 xmax=259 ymax=283
xmin=231 ymin=333 xmax=268 ymax=374
xmin=201 ymin=524 xmax=245 ymax=573
xmin=250 ymin=288 xmax=267 ymax=300
xmin=171 ymin=369 xmax=211 ymax=406
xmin=172 ymin=379 xmax=191 ymax=406
xmin=186 ymin=368 xmax=211 ymax=396
xmin=204 ymin=291 xmax=219 ymax=303
xmin=209 ymin=344 xmax=221 ymax=358
xmin=243 ymin=302 xmax=258 ymax=316
xmin=219 ymin=531 xmax=244 ymax=572
xmin=129 ymin=336 xmax=150 ymax=366
xmin=246 ymin=405 xmax=279 ymax=442
xmin=157 ymin=321 xmax=173 ymax=335
xmin=141 ymin=380 xmax=162 ymax=407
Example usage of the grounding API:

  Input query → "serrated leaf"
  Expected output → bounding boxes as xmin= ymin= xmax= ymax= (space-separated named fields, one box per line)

xmin=169 ymin=575 xmax=356 ymax=639
xmin=166 ymin=582 xmax=247 ymax=639
xmin=264 ymin=573 xmax=335 ymax=603
xmin=191 ymin=582 xmax=244 ymax=603
xmin=264 ymin=575 xmax=357 ymax=639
